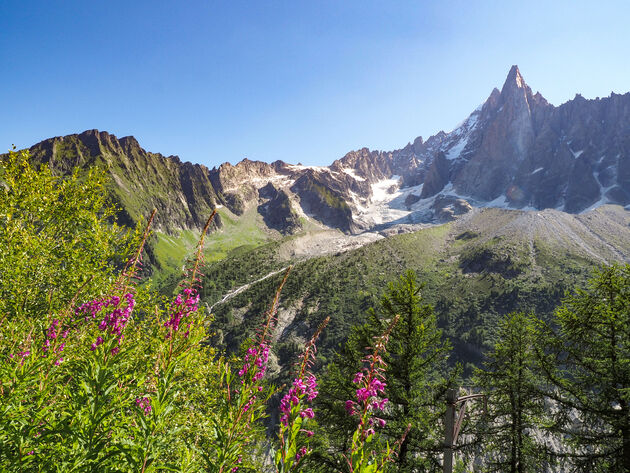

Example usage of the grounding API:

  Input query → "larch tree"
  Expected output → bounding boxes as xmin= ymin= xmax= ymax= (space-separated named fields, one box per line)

xmin=312 ymin=270 xmax=454 ymax=472
xmin=537 ymin=264 xmax=630 ymax=472
xmin=474 ymin=312 xmax=554 ymax=473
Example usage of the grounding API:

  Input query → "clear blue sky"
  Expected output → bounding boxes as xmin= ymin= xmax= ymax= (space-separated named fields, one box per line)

xmin=2 ymin=1 xmax=630 ymax=168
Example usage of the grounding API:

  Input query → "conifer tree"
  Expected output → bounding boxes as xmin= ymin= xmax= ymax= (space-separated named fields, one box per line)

xmin=538 ymin=264 xmax=630 ymax=472
xmin=312 ymin=270 xmax=453 ymax=472
xmin=474 ymin=312 xmax=553 ymax=473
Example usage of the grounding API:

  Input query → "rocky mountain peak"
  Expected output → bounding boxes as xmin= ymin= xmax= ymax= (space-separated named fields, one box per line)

xmin=503 ymin=65 xmax=525 ymax=89
xmin=499 ymin=65 xmax=537 ymax=108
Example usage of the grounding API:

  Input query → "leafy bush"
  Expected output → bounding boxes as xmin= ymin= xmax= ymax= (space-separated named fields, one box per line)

xmin=0 ymin=148 xmax=135 ymax=320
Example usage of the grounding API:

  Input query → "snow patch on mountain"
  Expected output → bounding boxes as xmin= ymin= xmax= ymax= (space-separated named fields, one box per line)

xmin=287 ymin=164 xmax=328 ymax=172
xmin=351 ymin=176 xmax=413 ymax=227
xmin=342 ymin=168 xmax=365 ymax=181
xmin=446 ymin=137 xmax=469 ymax=160
xmin=444 ymin=106 xmax=482 ymax=160
xmin=580 ymin=169 xmax=617 ymax=213
xmin=571 ymin=149 xmax=584 ymax=159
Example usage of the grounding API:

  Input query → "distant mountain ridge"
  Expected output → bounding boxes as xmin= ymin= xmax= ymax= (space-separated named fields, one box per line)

xmin=26 ymin=130 xmax=221 ymax=234
xmin=19 ymin=65 xmax=630 ymax=238
xmin=416 ymin=65 xmax=630 ymax=213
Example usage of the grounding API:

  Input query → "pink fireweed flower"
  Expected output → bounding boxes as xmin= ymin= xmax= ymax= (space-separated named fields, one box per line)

xmin=370 ymin=378 xmax=386 ymax=393
xmin=279 ymin=374 xmax=320 ymax=424
xmin=242 ymin=395 xmax=257 ymax=413
xmin=77 ymin=293 xmax=135 ymax=355
xmin=238 ymin=363 xmax=250 ymax=377
xmin=345 ymin=315 xmax=400 ymax=453
xmin=356 ymin=387 xmax=370 ymax=402
xmin=46 ymin=320 xmax=59 ymax=340
xmin=275 ymin=317 xmax=328 ymax=472
xmin=10 ymin=350 xmax=31 ymax=366
xmin=252 ymin=370 xmax=265 ymax=382
xmin=41 ymin=318 xmax=70 ymax=363
xmin=42 ymin=319 xmax=61 ymax=353
xmin=135 ymin=396 xmax=152 ymax=416
xmin=295 ymin=446 xmax=308 ymax=461
xmin=299 ymin=408 xmax=315 ymax=419
xmin=230 ymin=457 xmax=242 ymax=473
xmin=348 ymin=370 xmax=389 ymax=434
xmin=164 ymin=288 xmax=199 ymax=336
xmin=238 ymin=342 xmax=270 ymax=379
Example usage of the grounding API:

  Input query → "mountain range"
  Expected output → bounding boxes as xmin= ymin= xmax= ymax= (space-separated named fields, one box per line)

xmin=23 ymin=65 xmax=630 ymax=242
xmin=14 ymin=65 xmax=630 ymax=371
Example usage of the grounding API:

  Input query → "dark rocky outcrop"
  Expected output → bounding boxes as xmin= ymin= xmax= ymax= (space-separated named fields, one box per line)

xmin=257 ymin=183 xmax=301 ymax=234
xmin=422 ymin=66 xmax=630 ymax=213
xmin=432 ymin=196 xmax=473 ymax=222
xmin=420 ymin=152 xmax=450 ymax=198
xmin=290 ymin=173 xmax=355 ymax=233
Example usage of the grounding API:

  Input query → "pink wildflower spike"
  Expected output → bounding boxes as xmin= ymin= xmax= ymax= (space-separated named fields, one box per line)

xmin=299 ymin=408 xmax=314 ymax=419
xmin=275 ymin=317 xmax=328 ymax=471
xmin=295 ymin=446 xmax=308 ymax=461
xmin=163 ymin=288 xmax=199 ymax=336
xmin=344 ymin=315 xmax=400 ymax=469
xmin=135 ymin=397 xmax=152 ymax=416
xmin=79 ymin=293 xmax=136 ymax=355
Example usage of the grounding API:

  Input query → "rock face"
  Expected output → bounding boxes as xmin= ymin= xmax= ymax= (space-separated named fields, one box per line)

xmin=23 ymin=130 xmax=360 ymax=235
xmin=415 ymin=65 xmax=630 ymax=213
xmin=432 ymin=196 xmax=473 ymax=223
xmin=18 ymin=65 xmax=630 ymax=237
xmin=257 ymin=183 xmax=301 ymax=234
xmin=290 ymin=172 xmax=355 ymax=233
xmin=421 ymin=152 xmax=450 ymax=198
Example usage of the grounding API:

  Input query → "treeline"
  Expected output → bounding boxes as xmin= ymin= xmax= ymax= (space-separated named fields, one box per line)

xmin=1 ymin=150 xmax=629 ymax=472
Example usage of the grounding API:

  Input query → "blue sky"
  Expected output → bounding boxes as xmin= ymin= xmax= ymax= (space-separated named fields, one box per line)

xmin=2 ymin=1 xmax=630 ymax=168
